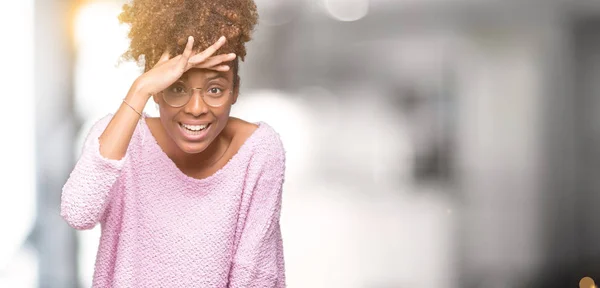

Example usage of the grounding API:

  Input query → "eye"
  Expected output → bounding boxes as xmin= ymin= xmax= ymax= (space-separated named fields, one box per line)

xmin=208 ymin=87 xmax=223 ymax=94
xmin=168 ymin=83 xmax=187 ymax=94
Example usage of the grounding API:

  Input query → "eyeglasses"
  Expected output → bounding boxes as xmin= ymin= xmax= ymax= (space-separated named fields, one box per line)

xmin=161 ymin=81 xmax=233 ymax=108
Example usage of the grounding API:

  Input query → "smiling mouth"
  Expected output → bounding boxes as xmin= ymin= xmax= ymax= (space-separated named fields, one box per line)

xmin=179 ymin=122 xmax=210 ymax=135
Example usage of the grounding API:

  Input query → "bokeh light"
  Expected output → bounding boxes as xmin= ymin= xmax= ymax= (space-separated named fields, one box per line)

xmin=323 ymin=0 xmax=369 ymax=22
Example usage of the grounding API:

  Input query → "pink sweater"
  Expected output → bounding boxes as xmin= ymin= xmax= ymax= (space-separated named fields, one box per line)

xmin=61 ymin=114 xmax=286 ymax=287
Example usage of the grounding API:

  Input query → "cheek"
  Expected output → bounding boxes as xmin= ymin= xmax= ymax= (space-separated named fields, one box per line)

xmin=213 ymin=105 xmax=231 ymax=118
xmin=158 ymin=105 xmax=177 ymax=120
xmin=158 ymin=106 xmax=183 ymax=136
xmin=212 ymin=107 xmax=232 ymax=129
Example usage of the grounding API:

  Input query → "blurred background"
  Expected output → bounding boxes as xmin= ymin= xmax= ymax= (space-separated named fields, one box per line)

xmin=2 ymin=0 xmax=600 ymax=287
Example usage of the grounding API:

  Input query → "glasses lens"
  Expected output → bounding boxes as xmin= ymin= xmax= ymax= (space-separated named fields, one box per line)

xmin=163 ymin=83 xmax=190 ymax=107
xmin=203 ymin=88 xmax=230 ymax=107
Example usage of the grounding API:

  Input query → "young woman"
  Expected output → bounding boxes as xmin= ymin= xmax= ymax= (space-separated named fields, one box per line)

xmin=60 ymin=0 xmax=286 ymax=287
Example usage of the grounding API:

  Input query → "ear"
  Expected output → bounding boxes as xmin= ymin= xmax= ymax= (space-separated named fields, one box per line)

xmin=232 ymin=91 xmax=239 ymax=105
xmin=232 ymin=76 xmax=240 ymax=105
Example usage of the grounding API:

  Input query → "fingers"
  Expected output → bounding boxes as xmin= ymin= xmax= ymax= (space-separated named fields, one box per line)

xmin=177 ymin=36 xmax=195 ymax=70
xmin=192 ymin=53 xmax=236 ymax=69
xmin=152 ymin=49 xmax=171 ymax=69
xmin=206 ymin=65 xmax=231 ymax=72
xmin=158 ymin=49 xmax=170 ymax=63
xmin=189 ymin=36 xmax=227 ymax=63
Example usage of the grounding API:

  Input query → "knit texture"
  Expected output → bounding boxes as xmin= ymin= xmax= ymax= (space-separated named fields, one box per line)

xmin=61 ymin=113 xmax=286 ymax=287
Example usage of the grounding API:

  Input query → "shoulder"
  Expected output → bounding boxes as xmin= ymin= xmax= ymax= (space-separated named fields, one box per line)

xmin=88 ymin=113 xmax=145 ymax=134
xmin=227 ymin=117 xmax=258 ymax=146
xmin=250 ymin=121 xmax=285 ymax=161
xmin=252 ymin=122 xmax=286 ymax=181
xmin=84 ymin=113 xmax=144 ymax=147
xmin=256 ymin=123 xmax=285 ymax=161
xmin=229 ymin=117 xmax=285 ymax=168
xmin=90 ymin=113 xmax=114 ymax=131
xmin=82 ymin=114 xmax=114 ymax=146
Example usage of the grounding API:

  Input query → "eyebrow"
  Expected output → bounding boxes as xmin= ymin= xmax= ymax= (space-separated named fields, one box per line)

xmin=205 ymin=73 xmax=229 ymax=81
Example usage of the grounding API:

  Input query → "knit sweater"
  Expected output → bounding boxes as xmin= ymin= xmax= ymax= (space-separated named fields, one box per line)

xmin=60 ymin=113 xmax=286 ymax=287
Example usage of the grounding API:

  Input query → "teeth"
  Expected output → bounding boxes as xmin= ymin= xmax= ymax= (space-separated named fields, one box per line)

xmin=181 ymin=123 xmax=208 ymax=131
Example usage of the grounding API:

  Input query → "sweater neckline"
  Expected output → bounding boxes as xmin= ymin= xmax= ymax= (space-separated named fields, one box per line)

xmin=139 ymin=113 xmax=264 ymax=186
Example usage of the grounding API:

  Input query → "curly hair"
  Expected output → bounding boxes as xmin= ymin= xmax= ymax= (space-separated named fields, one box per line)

xmin=118 ymin=0 xmax=258 ymax=77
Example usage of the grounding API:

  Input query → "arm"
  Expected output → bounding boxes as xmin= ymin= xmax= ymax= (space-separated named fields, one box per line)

xmin=61 ymin=75 xmax=151 ymax=230
xmin=228 ymin=136 xmax=286 ymax=288
xmin=60 ymin=114 xmax=133 ymax=230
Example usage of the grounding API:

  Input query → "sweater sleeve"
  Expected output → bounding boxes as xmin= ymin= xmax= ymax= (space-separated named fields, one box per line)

xmin=60 ymin=114 xmax=130 ymax=230
xmin=228 ymin=133 xmax=286 ymax=288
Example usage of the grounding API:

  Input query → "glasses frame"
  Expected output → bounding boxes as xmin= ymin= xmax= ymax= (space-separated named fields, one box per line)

xmin=160 ymin=86 xmax=234 ymax=108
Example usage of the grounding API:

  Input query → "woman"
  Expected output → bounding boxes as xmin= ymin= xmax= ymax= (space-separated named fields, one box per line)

xmin=60 ymin=0 xmax=286 ymax=287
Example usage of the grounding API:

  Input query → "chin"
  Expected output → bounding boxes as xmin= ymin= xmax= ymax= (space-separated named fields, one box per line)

xmin=176 ymin=140 xmax=210 ymax=155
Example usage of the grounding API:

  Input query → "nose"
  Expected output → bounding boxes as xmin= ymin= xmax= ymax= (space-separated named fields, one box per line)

xmin=183 ymin=89 xmax=209 ymax=117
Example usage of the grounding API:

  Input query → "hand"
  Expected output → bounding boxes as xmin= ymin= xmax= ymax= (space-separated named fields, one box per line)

xmin=133 ymin=35 xmax=236 ymax=99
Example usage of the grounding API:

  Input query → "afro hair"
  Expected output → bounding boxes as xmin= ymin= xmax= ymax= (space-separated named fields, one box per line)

xmin=118 ymin=0 xmax=258 ymax=72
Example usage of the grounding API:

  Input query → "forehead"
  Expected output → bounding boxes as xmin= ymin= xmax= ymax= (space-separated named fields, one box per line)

xmin=180 ymin=68 xmax=233 ymax=82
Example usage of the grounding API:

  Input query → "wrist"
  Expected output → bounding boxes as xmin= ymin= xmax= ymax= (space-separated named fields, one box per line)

xmin=129 ymin=78 xmax=153 ymax=101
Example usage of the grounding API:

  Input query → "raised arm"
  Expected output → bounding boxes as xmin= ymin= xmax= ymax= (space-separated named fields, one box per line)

xmin=60 ymin=114 xmax=132 ymax=230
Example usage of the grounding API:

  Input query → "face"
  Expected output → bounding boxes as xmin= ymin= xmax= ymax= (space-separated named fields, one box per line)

xmin=153 ymin=68 xmax=238 ymax=155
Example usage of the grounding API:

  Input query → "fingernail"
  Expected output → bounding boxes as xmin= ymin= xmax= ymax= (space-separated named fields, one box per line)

xmin=188 ymin=36 xmax=194 ymax=42
xmin=220 ymin=36 xmax=226 ymax=42
xmin=229 ymin=53 xmax=236 ymax=57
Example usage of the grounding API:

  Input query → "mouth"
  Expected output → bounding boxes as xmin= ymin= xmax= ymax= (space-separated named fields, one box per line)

xmin=178 ymin=122 xmax=211 ymax=141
